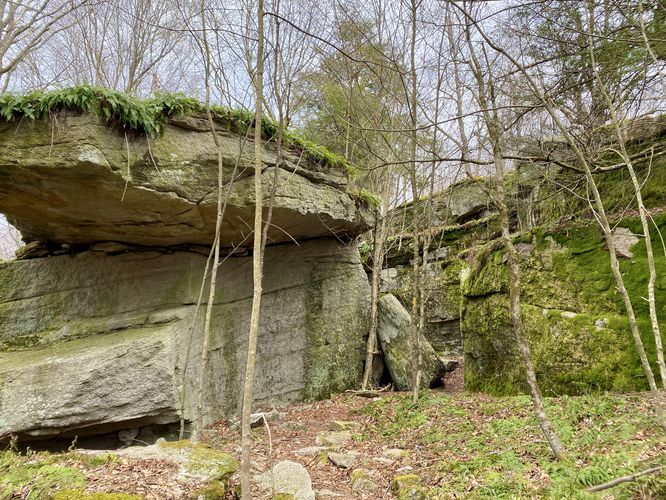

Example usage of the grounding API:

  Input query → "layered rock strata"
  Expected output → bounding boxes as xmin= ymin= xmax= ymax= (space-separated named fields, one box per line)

xmin=0 ymin=110 xmax=371 ymax=440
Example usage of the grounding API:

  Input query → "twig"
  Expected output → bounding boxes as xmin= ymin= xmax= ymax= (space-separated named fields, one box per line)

xmin=346 ymin=384 xmax=393 ymax=398
xmin=586 ymin=465 xmax=665 ymax=493
xmin=121 ymin=132 xmax=130 ymax=202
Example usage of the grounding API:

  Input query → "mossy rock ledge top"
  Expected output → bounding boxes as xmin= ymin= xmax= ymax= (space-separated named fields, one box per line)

xmin=0 ymin=111 xmax=373 ymax=247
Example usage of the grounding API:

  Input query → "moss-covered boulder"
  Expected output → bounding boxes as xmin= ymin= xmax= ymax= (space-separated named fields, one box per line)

xmin=462 ymin=214 xmax=666 ymax=396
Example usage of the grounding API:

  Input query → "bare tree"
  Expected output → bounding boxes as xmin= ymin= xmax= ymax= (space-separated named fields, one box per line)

xmin=461 ymin=7 xmax=565 ymax=460
xmin=239 ymin=0 xmax=264 ymax=496
xmin=0 ymin=0 xmax=85 ymax=90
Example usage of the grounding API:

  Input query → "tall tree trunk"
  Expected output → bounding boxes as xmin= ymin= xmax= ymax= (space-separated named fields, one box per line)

xmin=240 ymin=0 xmax=265 ymax=496
xmin=495 ymin=150 xmax=566 ymax=460
xmin=362 ymin=176 xmax=392 ymax=389
xmin=408 ymin=0 xmax=422 ymax=403
xmin=192 ymin=1 xmax=234 ymax=440
xmin=462 ymin=15 xmax=565 ymax=459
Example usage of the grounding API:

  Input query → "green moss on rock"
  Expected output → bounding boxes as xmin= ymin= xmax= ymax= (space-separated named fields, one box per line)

xmin=463 ymin=213 xmax=666 ymax=396
xmin=0 ymin=451 xmax=86 ymax=499
xmin=157 ymin=440 xmax=238 ymax=480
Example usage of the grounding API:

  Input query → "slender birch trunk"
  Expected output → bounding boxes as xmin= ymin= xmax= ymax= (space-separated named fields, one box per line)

xmin=362 ymin=176 xmax=392 ymax=389
xmin=240 ymin=0 xmax=264 ymax=496
xmin=464 ymin=18 xmax=565 ymax=459
xmin=408 ymin=0 xmax=422 ymax=403
xmin=585 ymin=6 xmax=665 ymax=388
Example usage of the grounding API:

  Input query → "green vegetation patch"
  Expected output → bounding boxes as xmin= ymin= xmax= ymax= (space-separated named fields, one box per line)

xmin=0 ymin=450 xmax=86 ymax=499
xmin=463 ymin=212 xmax=666 ymax=396
xmin=0 ymin=85 xmax=356 ymax=175
xmin=360 ymin=391 xmax=666 ymax=499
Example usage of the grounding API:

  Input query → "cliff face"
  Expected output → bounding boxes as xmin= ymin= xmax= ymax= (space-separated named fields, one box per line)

xmin=381 ymin=122 xmax=666 ymax=396
xmin=462 ymin=215 xmax=666 ymax=395
xmin=0 ymin=108 xmax=371 ymax=441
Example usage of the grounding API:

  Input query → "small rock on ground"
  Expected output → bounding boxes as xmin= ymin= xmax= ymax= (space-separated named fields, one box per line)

xmin=383 ymin=448 xmax=410 ymax=460
xmin=296 ymin=446 xmax=328 ymax=457
xmin=329 ymin=420 xmax=361 ymax=432
xmin=254 ymin=460 xmax=315 ymax=500
xmin=315 ymin=489 xmax=345 ymax=498
xmin=351 ymin=469 xmax=378 ymax=496
xmin=391 ymin=473 xmax=426 ymax=500
xmin=315 ymin=430 xmax=353 ymax=447
xmin=327 ymin=452 xmax=358 ymax=469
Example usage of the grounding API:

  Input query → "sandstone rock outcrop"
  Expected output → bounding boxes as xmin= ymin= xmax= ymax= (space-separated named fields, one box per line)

xmin=0 ymin=112 xmax=372 ymax=248
xmin=379 ymin=121 xmax=666 ymax=396
xmin=0 ymin=106 xmax=371 ymax=441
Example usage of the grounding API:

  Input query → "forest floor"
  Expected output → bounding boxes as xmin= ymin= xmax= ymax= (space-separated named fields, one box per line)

xmin=2 ymin=365 xmax=665 ymax=499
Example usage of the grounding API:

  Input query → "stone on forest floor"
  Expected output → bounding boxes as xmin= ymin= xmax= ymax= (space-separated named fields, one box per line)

xmin=296 ymin=446 xmax=328 ymax=457
xmin=248 ymin=410 xmax=285 ymax=429
xmin=390 ymin=474 xmax=426 ymax=500
xmin=315 ymin=490 xmax=346 ymax=498
xmin=612 ymin=227 xmax=640 ymax=258
xmin=382 ymin=448 xmax=410 ymax=460
xmin=327 ymin=451 xmax=358 ymax=469
xmin=254 ymin=460 xmax=315 ymax=500
xmin=351 ymin=469 xmax=378 ymax=496
xmin=315 ymin=430 xmax=354 ymax=447
xmin=328 ymin=420 xmax=361 ymax=432
xmin=81 ymin=440 xmax=238 ymax=482
xmin=377 ymin=294 xmax=446 ymax=390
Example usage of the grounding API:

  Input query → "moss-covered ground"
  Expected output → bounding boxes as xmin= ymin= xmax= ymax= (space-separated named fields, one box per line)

xmin=357 ymin=390 xmax=666 ymax=499
xmin=0 ymin=451 xmax=113 ymax=499
xmin=0 ymin=447 xmax=217 ymax=499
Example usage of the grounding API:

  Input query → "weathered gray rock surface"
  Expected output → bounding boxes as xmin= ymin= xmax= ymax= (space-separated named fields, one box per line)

xmin=377 ymin=294 xmax=445 ymax=390
xmin=0 ymin=112 xmax=372 ymax=247
xmin=0 ymin=239 xmax=369 ymax=438
xmin=254 ymin=460 xmax=315 ymax=500
xmin=0 ymin=109 xmax=374 ymax=442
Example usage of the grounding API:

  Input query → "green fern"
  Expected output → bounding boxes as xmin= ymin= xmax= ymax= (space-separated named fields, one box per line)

xmin=0 ymin=85 xmax=358 ymax=174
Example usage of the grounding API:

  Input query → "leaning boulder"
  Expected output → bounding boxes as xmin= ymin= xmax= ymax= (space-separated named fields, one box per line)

xmin=377 ymin=294 xmax=445 ymax=390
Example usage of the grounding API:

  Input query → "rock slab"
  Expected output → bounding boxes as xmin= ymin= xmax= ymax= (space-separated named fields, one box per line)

xmin=0 ymin=239 xmax=369 ymax=438
xmin=0 ymin=112 xmax=372 ymax=247
xmin=377 ymin=294 xmax=445 ymax=390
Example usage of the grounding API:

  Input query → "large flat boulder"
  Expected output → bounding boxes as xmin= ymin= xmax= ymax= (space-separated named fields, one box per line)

xmin=0 ymin=112 xmax=372 ymax=247
xmin=0 ymin=239 xmax=370 ymax=438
